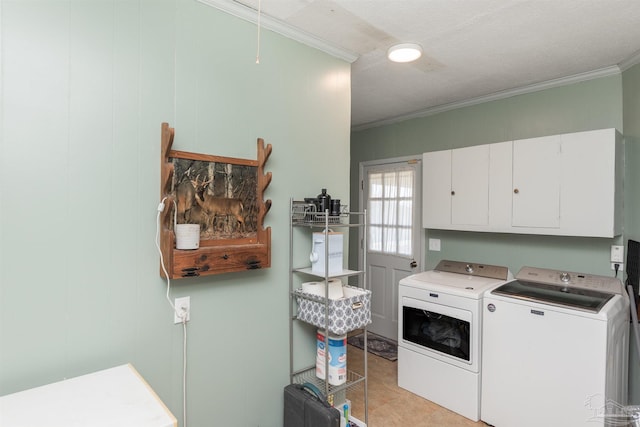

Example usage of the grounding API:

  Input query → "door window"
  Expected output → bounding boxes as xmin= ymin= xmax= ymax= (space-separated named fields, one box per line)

xmin=367 ymin=169 xmax=414 ymax=256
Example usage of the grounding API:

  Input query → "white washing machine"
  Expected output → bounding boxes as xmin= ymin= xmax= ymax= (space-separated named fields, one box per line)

xmin=481 ymin=266 xmax=630 ymax=427
xmin=397 ymin=260 xmax=513 ymax=421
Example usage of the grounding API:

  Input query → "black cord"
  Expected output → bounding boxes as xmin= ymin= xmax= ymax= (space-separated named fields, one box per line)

xmin=615 ymin=263 xmax=620 ymax=278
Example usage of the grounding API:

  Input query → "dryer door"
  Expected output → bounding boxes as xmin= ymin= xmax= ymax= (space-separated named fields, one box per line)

xmin=400 ymin=296 xmax=473 ymax=368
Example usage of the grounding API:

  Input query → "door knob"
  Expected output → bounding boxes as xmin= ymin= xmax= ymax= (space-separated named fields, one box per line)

xmin=410 ymin=259 xmax=417 ymax=268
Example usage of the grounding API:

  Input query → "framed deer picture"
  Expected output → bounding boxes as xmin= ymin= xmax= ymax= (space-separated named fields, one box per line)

xmin=159 ymin=123 xmax=272 ymax=278
xmin=173 ymin=159 xmax=256 ymax=238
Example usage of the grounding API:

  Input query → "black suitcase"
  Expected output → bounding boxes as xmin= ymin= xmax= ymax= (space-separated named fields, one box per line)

xmin=283 ymin=383 xmax=340 ymax=427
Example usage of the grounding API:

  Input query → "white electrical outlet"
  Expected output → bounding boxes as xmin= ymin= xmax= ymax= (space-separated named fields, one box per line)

xmin=611 ymin=245 xmax=624 ymax=263
xmin=174 ymin=296 xmax=191 ymax=324
xmin=611 ymin=263 xmax=624 ymax=272
xmin=429 ymin=238 xmax=441 ymax=251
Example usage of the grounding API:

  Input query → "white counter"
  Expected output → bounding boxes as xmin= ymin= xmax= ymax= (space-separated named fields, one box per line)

xmin=0 ymin=364 xmax=177 ymax=427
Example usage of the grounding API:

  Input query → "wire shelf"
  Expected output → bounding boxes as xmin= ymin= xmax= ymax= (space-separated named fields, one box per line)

xmin=291 ymin=366 xmax=365 ymax=397
xmin=291 ymin=201 xmax=346 ymax=224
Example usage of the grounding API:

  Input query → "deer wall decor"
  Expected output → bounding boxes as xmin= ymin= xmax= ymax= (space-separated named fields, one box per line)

xmin=159 ymin=122 xmax=272 ymax=278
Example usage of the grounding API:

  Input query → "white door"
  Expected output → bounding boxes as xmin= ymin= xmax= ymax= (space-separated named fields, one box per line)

xmin=360 ymin=158 xmax=422 ymax=340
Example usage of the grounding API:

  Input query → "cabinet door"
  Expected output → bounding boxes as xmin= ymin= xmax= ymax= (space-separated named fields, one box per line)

xmin=560 ymin=128 xmax=620 ymax=237
xmin=488 ymin=141 xmax=513 ymax=230
xmin=451 ymin=145 xmax=489 ymax=225
xmin=422 ymin=150 xmax=451 ymax=228
xmin=512 ymin=135 xmax=561 ymax=228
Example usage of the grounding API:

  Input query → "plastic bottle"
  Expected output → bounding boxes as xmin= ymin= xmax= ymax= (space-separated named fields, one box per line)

xmin=317 ymin=188 xmax=331 ymax=214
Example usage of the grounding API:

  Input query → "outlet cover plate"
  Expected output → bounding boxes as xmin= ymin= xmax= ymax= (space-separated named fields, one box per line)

xmin=174 ymin=296 xmax=190 ymax=324
xmin=611 ymin=263 xmax=624 ymax=272
xmin=611 ymin=245 xmax=624 ymax=263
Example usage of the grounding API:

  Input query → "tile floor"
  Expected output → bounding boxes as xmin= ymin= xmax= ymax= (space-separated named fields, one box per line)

xmin=345 ymin=344 xmax=486 ymax=427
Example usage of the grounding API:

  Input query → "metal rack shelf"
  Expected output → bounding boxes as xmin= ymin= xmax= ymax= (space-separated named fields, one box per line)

xmin=291 ymin=267 xmax=363 ymax=278
xmin=288 ymin=198 xmax=369 ymax=425
xmin=292 ymin=201 xmax=342 ymax=224
xmin=291 ymin=366 xmax=365 ymax=397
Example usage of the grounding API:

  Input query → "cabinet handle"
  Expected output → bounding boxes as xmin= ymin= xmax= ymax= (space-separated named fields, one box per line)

xmin=514 ymin=188 xmax=519 ymax=194
xmin=451 ymin=190 xmax=455 ymax=196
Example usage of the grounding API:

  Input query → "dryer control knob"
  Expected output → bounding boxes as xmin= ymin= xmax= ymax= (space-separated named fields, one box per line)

xmin=465 ymin=264 xmax=474 ymax=274
xmin=560 ymin=272 xmax=571 ymax=283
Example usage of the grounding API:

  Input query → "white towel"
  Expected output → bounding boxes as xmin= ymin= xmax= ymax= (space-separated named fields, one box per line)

xmin=301 ymin=279 xmax=344 ymax=300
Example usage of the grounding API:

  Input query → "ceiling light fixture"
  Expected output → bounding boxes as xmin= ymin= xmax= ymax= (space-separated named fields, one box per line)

xmin=387 ymin=43 xmax=423 ymax=63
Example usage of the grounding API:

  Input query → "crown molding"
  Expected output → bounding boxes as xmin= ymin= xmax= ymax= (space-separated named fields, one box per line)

xmin=196 ymin=0 xmax=358 ymax=63
xmin=619 ymin=49 xmax=640 ymax=72
xmin=352 ymin=65 xmax=622 ymax=131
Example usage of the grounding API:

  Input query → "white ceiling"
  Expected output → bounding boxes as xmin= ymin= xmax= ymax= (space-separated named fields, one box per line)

xmin=207 ymin=0 xmax=640 ymax=129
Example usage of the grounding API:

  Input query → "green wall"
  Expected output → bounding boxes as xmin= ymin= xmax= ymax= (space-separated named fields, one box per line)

xmin=351 ymin=75 xmax=625 ymax=276
xmin=623 ymin=61 xmax=640 ymax=403
xmin=0 ymin=1 xmax=351 ymax=426
xmin=624 ymin=62 xmax=640 ymax=242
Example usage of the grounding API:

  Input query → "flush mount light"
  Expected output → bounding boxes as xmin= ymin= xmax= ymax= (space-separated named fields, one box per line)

xmin=387 ymin=43 xmax=423 ymax=63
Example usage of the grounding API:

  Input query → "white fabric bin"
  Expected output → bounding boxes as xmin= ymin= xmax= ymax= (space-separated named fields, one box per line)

xmin=310 ymin=231 xmax=343 ymax=276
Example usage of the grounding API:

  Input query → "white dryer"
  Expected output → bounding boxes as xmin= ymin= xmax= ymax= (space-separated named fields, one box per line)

xmin=398 ymin=260 xmax=512 ymax=421
xmin=481 ymin=266 xmax=629 ymax=427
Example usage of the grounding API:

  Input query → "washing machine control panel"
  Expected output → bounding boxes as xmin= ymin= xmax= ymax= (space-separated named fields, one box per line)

xmin=516 ymin=266 xmax=623 ymax=294
xmin=435 ymin=260 xmax=511 ymax=280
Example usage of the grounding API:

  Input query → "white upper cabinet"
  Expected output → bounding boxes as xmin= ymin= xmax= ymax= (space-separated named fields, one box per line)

xmin=512 ymin=135 xmax=562 ymax=229
xmin=488 ymin=141 xmax=513 ymax=231
xmin=423 ymin=143 xmax=507 ymax=231
xmin=451 ymin=145 xmax=490 ymax=226
xmin=422 ymin=128 xmax=622 ymax=237
xmin=422 ymin=149 xmax=452 ymax=229
xmin=558 ymin=129 xmax=621 ymax=237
